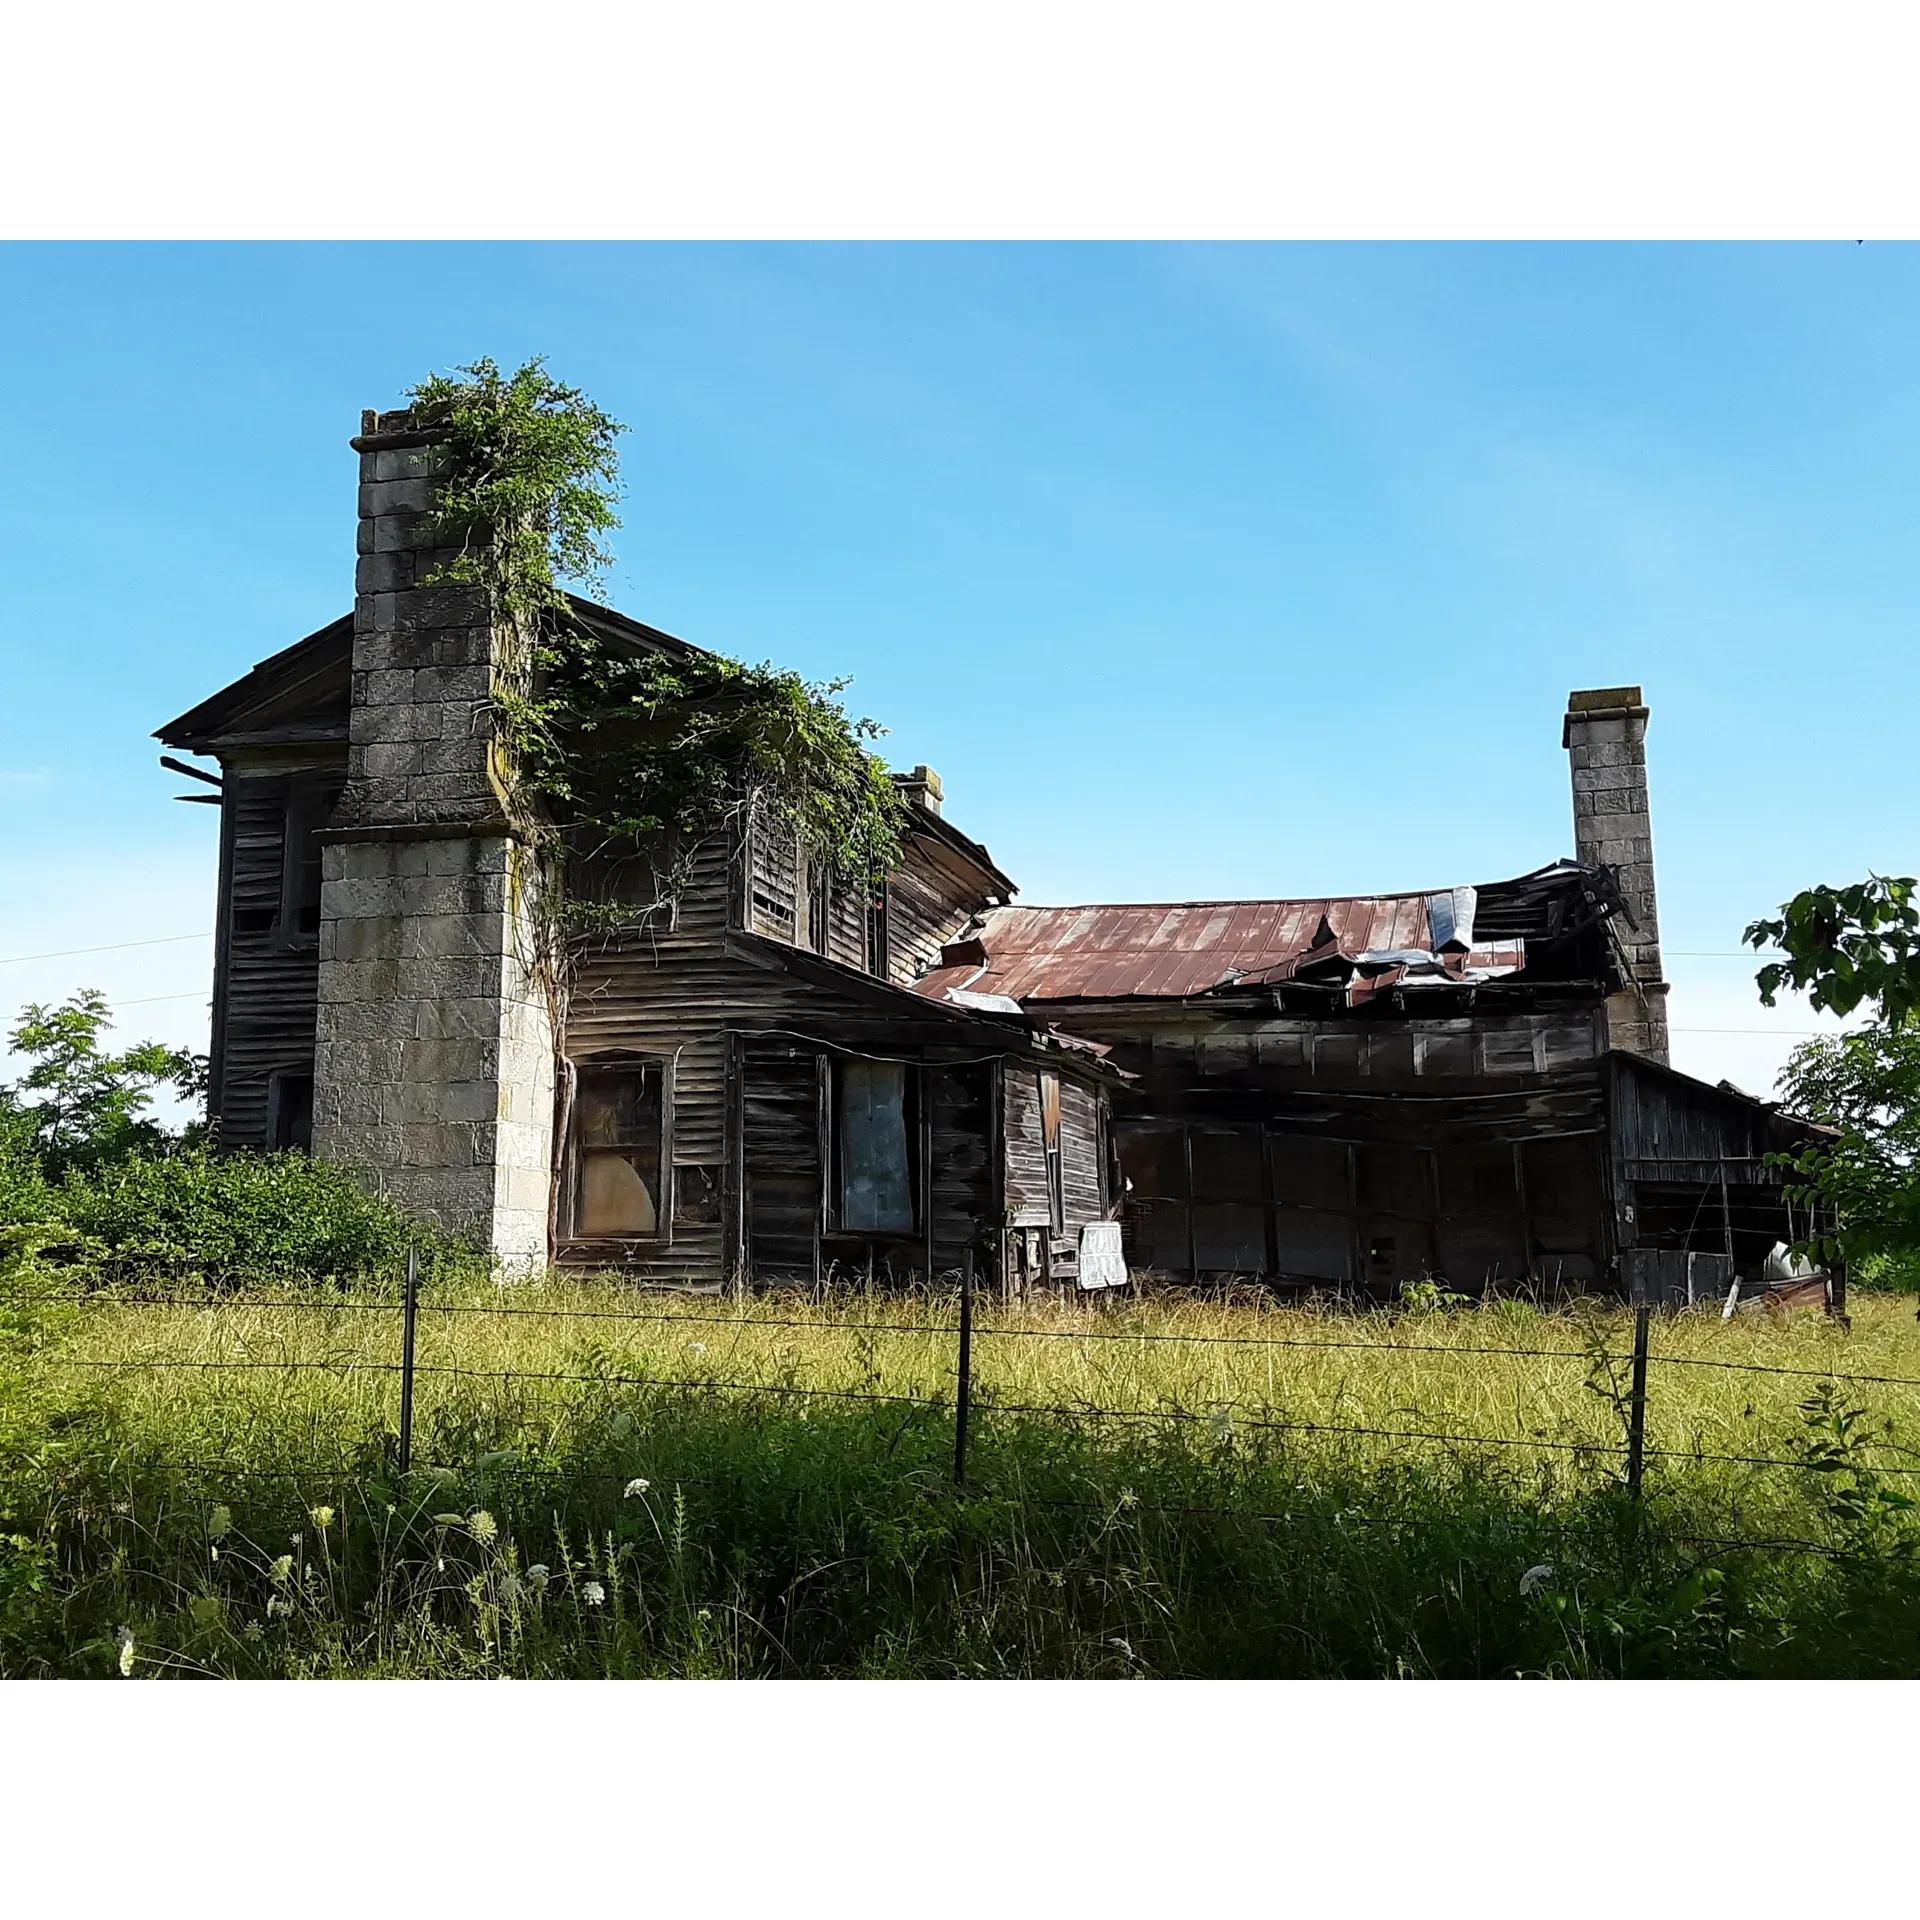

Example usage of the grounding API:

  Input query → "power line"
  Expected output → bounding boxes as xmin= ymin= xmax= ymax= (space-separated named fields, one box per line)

xmin=0 ymin=932 xmax=209 ymax=967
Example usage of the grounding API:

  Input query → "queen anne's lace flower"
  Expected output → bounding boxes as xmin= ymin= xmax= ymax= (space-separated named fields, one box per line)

xmin=1519 ymin=1564 xmax=1555 ymax=1596
xmin=207 ymin=1505 xmax=233 ymax=1541
xmin=467 ymin=1510 xmax=498 ymax=1545
xmin=624 ymin=1478 xmax=651 ymax=1498
xmin=117 ymin=1629 xmax=136 ymax=1678
xmin=582 ymin=1581 xmax=606 ymax=1608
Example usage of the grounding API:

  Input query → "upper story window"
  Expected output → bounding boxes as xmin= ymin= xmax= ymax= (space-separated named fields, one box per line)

xmin=568 ymin=1056 xmax=671 ymax=1240
xmin=278 ymin=776 xmax=343 ymax=947
xmin=865 ymin=888 xmax=891 ymax=977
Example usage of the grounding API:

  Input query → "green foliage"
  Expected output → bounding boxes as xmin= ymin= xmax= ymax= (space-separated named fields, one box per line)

xmin=1 ymin=992 xmax=455 ymax=1286
xmin=53 ymin=1148 xmax=448 ymax=1286
xmin=1747 ymin=874 xmax=1920 ymax=1027
xmin=512 ymin=636 xmax=907 ymax=900
xmin=408 ymin=356 xmax=624 ymax=623
xmin=408 ymin=356 xmax=905 ymax=931
xmin=1774 ymin=1024 xmax=1920 ymax=1274
xmin=1 ymin=989 xmax=204 ymax=1177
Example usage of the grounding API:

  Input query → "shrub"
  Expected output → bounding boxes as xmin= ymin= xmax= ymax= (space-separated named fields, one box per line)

xmin=53 ymin=1148 xmax=455 ymax=1286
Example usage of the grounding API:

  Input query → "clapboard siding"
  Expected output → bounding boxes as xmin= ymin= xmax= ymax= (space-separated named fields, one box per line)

xmin=743 ymin=1045 xmax=821 ymax=1283
xmin=1003 ymin=1067 xmax=1052 ymax=1224
xmin=1059 ymin=1075 xmax=1105 ymax=1229
xmin=886 ymin=852 xmax=978 ymax=987
xmin=215 ymin=773 xmax=323 ymax=1151
xmin=930 ymin=1061 xmax=993 ymax=1272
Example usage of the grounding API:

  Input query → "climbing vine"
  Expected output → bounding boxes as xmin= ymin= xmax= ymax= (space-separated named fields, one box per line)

xmin=407 ymin=358 xmax=907 ymax=934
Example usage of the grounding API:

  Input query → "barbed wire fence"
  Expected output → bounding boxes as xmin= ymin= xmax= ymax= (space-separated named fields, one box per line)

xmin=8 ymin=1257 xmax=1917 ymax=1563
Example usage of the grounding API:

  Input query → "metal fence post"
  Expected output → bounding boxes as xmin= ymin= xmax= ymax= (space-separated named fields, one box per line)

xmin=954 ymin=1248 xmax=974 ymax=1487
xmin=398 ymin=1245 xmax=419 ymax=1478
xmin=1626 ymin=1300 xmax=1651 ymax=1499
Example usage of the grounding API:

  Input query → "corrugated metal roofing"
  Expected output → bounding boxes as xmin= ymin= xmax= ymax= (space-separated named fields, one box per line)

xmin=911 ymin=894 xmax=1527 ymax=1005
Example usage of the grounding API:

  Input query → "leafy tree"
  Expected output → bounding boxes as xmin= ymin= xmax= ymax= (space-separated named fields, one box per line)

xmin=1746 ymin=875 xmax=1920 ymax=1027
xmin=0 ymin=990 xmax=205 ymax=1176
xmin=1775 ymin=1026 xmax=1920 ymax=1281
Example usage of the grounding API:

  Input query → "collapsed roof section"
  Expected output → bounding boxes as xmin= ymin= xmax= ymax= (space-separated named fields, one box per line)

xmin=912 ymin=860 xmax=1636 ymax=1012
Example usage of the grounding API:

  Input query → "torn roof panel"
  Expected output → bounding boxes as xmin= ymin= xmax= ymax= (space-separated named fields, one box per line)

xmin=909 ymin=887 xmax=1544 ymax=1005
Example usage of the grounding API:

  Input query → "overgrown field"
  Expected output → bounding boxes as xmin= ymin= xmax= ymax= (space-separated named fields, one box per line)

xmin=5 ymin=1271 xmax=1920 ymax=1678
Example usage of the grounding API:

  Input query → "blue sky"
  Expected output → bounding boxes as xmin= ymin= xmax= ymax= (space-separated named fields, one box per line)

xmin=1 ymin=242 xmax=1910 ymax=1096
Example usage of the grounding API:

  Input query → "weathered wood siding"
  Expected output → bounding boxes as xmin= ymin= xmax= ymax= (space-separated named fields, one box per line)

xmin=885 ymin=851 xmax=980 ymax=987
xmin=210 ymin=762 xmax=343 ymax=1151
xmin=929 ymin=1060 xmax=994 ymax=1273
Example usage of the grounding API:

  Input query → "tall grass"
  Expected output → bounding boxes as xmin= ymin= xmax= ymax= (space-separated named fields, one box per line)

xmin=5 ymin=1274 xmax=1919 ymax=1677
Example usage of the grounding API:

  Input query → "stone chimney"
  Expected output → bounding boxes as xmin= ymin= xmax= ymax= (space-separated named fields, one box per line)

xmin=1563 ymin=685 xmax=1669 ymax=1063
xmin=310 ymin=407 xmax=555 ymax=1264
xmin=895 ymin=765 xmax=944 ymax=816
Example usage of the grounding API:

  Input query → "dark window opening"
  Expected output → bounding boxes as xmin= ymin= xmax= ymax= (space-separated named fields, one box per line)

xmin=569 ymin=1059 xmax=668 ymax=1239
xmin=268 ymin=1072 xmax=314 ymax=1154
xmin=279 ymin=779 xmax=343 ymax=945
xmin=805 ymin=857 xmax=831 ymax=955
xmin=865 ymin=888 xmax=890 ymax=977
xmin=833 ymin=1058 xmax=915 ymax=1234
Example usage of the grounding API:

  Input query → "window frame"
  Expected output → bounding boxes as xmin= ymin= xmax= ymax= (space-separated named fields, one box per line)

xmin=865 ymin=885 xmax=891 ymax=978
xmin=275 ymin=774 xmax=344 ymax=953
xmin=563 ymin=1051 xmax=675 ymax=1246
xmin=1039 ymin=1069 xmax=1064 ymax=1232
xmin=826 ymin=1054 xmax=921 ymax=1239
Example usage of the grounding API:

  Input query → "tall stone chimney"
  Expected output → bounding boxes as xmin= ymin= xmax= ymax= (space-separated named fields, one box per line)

xmin=311 ymin=408 xmax=555 ymax=1264
xmin=1563 ymin=685 xmax=1669 ymax=1064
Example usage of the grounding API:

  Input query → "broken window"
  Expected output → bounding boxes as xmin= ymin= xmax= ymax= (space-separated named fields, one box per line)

xmin=571 ymin=1059 xmax=667 ymax=1239
xmin=1039 ymin=1069 xmax=1064 ymax=1231
xmin=801 ymin=841 xmax=831 ymax=955
xmin=268 ymin=1071 xmax=313 ymax=1154
xmin=834 ymin=1058 xmax=915 ymax=1234
xmin=279 ymin=777 xmax=343 ymax=947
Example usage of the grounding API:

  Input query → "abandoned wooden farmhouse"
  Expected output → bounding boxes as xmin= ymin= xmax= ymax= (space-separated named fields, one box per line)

xmin=156 ymin=404 xmax=1823 ymax=1305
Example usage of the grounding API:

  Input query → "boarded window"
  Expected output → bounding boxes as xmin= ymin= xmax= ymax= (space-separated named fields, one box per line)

xmin=1271 ymin=1135 xmax=1350 ymax=1211
xmin=836 ymin=1059 xmax=914 ymax=1234
xmin=572 ymin=1061 xmax=666 ymax=1238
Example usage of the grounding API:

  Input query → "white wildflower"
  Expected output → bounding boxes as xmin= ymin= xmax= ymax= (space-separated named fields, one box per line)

xmin=270 ymin=1554 xmax=294 ymax=1585
xmin=467 ymin=1510 xmax=498 ymax=1545
xmin=686 ymin=1341 xmax=708 ymax=1356
xmin=524 ymin=1564 xmax=550 ymax=1590
xmin=309 ymin=1505 xmax=335 ymax=1531
xmin=241 ymin=1621 xmax=265 ymax=1643
xmin=582 ymin=1581 xmax=606 ymax=1608
xmin=623 ymin=1478 xmax=651 ymax=1498
xmin=499 ymin=1574 xmax=523 ymax=1603
xmin=289 ymin=1533 xmax=302 ymax=1548
xmin=117 ymin=1628 xmax=136 ymax=1677
xmin=207 ymin=1504 xmax=233 ymax=1541
xmin=1519 ymin=1564 xmax=1555 ymax=1596
xmin=1209 ymin=1405 xmax=1235 ymax=1444
xmin=266 ymin=1595 xmax=291 ymax=1618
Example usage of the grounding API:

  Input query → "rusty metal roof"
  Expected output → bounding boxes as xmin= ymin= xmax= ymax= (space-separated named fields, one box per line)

xmin=911 ymin=893 xmax=1529 ymax=1005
